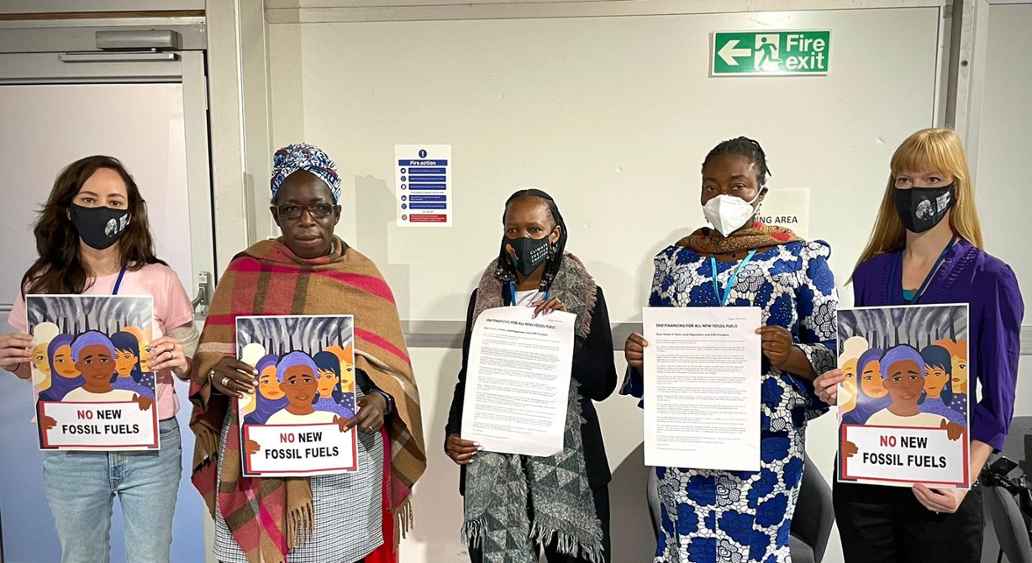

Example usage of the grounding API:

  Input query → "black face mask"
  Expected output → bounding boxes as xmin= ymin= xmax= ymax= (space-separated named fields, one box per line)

xmin=69 ymin=204 xmax=131 ymax=250
xmin=893 ymin=184 xmax=955 ymax=233
xmin=507 ymin=236 xmax=551 ymax=277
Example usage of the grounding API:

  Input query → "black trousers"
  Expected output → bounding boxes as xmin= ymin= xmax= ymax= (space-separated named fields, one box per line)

xmin=468 ymin=483 xmax=611 ymax=563
xmin=833 ymin=481 xmax=984 ymax=563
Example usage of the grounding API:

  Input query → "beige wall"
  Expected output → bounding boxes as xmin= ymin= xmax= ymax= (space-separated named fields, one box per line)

xmin=204 ymin=2 xmax=1032 ymax=562
xmin=259 ymin=8 xmax=941 ymax=563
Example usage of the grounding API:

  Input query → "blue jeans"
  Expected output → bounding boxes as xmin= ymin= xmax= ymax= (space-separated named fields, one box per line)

xmin=42 ymin=417 xmax=183 ymax=563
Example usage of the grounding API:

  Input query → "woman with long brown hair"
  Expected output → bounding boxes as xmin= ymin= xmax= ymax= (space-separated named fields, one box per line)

xmin=813 ymin=128 xmax=1024 ymax=562
xmin=0 ymin=156 xmax=195 ymax=563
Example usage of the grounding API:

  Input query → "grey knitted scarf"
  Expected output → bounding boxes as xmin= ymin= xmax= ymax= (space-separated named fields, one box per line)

xmin=462 ymin=253 xmax=605 ymax=563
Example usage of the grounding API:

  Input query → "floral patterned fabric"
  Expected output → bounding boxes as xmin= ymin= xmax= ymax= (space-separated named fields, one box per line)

xmin=270 ymin=143 xmax=342 ymax=203
xmin=640 ymin=240 xmax=837 ymax=563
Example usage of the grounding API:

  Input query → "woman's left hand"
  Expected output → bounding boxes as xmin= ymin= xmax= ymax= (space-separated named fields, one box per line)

xmin=148 ymin=336 xmax=189 ymax=377
xmin=350 ymin=393 xmax=387 ymax=433
xmin=756 ymin=326 xmax=794 ymax=370
xmin=912 ymin=483 xmax=967 ymax=514
xmin=533 ymin=297 xmax=566 ymax=318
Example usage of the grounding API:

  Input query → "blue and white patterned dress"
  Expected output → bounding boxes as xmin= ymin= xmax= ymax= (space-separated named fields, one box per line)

xmin=628 ymin=240 xmax=837 ymax=563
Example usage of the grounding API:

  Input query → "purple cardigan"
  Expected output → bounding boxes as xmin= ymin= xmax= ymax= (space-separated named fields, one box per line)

xmin=852 ymin=239 xmax=1024 ymax=451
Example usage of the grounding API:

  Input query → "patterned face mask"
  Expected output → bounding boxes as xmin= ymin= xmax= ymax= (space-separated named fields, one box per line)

xmin=69 ymin=204 xmax=130 ymax=250
xmin=893 ymin=184 xmax=955 ymax=233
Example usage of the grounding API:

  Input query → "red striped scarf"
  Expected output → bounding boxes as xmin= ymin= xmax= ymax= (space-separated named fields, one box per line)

xmin=189 ymin=238 xmax=425 ymax=563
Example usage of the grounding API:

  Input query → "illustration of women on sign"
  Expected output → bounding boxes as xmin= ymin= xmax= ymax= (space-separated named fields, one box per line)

xmin=864 ymin=344 xmax=965 ymax=439
xmin=110 ymin=331 xmax=152 ymax=397
xmin=40 ymin=331 xmax=153 ymax=431
xmin=265 ymin=352 xmax=349 ymax=428
xmin=842 ymin=347 xmax=890 ymax=425
xmin=313 ymin=350 xmax=356 ymax=420
xmin=936 ymin=338 xmax=968 ymax=418
xmin=918 ymin=344 xmax=965 ymax=424
xmin=243 ymin=354 xmax=287 ymax=425
xmin=30 ymin=322 xmax=60 ymax=395
xmin=39 ymin=334 xmax=83 ymax=401
xmin=244 ymin=351 xmax=351 ymax=456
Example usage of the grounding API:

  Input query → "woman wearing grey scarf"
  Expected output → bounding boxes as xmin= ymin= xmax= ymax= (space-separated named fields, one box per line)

xmin=445 ymin=189 xmax=618 ymax=563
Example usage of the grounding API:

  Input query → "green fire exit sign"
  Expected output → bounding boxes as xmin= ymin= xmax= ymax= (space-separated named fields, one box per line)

xmin=712 ymin=31 xmax=831 ymax=76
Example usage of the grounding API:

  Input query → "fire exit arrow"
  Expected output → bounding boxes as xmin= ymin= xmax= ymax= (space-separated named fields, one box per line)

xmin=717 ymin=39 xmax=751 ymax=66
xmin=712 ymin=31 xmax=831 ymax=76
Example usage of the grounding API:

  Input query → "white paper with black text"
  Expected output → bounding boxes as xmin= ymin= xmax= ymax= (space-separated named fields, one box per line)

xmin=643 ymin=306 xmax=762 ymax=470
xmin=461 ymin=306 xmax=575 ymax=457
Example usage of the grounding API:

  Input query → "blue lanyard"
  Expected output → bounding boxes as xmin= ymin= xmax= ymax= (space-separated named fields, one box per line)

xmin=710 ymin=250 xmax=756 ymax=306
xmin=111 ymin=266 xmax=128 ymax=296
xmin=505 ymin=280 xmax=548 ymax=306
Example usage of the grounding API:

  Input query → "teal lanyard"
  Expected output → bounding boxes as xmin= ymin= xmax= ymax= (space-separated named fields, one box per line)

xmin=710 ymin=250 xmax=757 ymax=306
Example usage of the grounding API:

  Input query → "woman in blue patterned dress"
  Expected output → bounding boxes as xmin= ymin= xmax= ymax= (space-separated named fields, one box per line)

xmin=622 ymin=137 xmax=838 ymax=563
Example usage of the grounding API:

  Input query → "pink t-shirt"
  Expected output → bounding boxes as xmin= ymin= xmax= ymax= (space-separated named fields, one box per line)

xmin=9 ymin=263 xmax=194 ymax=420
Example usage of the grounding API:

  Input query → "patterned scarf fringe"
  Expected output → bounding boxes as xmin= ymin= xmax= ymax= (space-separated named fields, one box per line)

xmin=529 ymin=522 xmax=604 ymax=563
xmin=460 ymin=518 xmax=485 ymax=547
xmin=396 ymin=496 xmax=414 ymax=538
xmin=287 ymin=502 xmax=314 ymax=551
xmin=460 ymin=519 xmax=604 ymax=563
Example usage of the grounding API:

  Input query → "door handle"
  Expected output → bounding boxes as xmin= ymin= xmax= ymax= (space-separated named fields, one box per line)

xmin=192 ymin=271 xmax=213 ymax=319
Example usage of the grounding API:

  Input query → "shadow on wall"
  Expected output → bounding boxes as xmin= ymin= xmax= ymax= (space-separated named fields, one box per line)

xmin=354 ymin=175 xmax=412 ymax=315
xmin=610 ymin=442 xmax=658 ymax=563
xmin=405 ymin=348 xmax=470 ymax=561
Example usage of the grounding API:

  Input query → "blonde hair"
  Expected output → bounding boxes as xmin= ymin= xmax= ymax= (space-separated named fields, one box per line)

xmin=854 ymin=128 xmax=984 ymax=274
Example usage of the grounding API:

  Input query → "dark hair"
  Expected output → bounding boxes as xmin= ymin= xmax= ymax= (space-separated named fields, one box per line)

xmin=47 ymin=334 xmax=74 ymax=373
xmin=495 ymin=189 xmax=568 ymax=293
xmin=702 ymin=136 xmax=772 ymax=186
xmin=110 ymin=331 xmax=143 ymax=383
xmin=21 ymin=156 xmax=165 ymax=296
xmin=313 ymin=350 xmax=345 ymax=404
xmin=855 ymin=347 xmax=884 ymax=400
xmin=921 ymin=344 xmax=955 ymax=402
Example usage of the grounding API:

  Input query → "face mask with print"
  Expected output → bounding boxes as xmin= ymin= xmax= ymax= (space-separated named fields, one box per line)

xmin=892 ymin=184 xmax=955 ymax=233
xmin=507 ymin=235 xmax=551 ymax=277
xmin=703 ymin=190 xmax=762 ymax=237
xmin=69 ymin=204 xmax=131 ymax=250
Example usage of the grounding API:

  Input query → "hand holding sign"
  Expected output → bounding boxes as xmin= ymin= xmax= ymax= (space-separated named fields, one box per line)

xmin=623 ymin=332 xmax=648 ymax=370
xmin=756 ymin=326 xmax=793 ymax=369
xmin=814 ymin=368 xmax=846 ymax=405
xmin=0 ymin=332 xmax=33 ymax=371
xmin=133 ymin=394 xmax=153 ymax=411
xmin=41 ymin=415 xmax=57 ymax=431
xmin=843 ymin=440 xmax=859 ymax=458
xmin=349 ymin=394 xmax=386 ymax=433
xmin=246 ymin=439 xmax=261 ymax=455
xmin=940 ymin=419 xmax=965 ymax=441
xmin=148 ymin=335 xmax=189 ymax=376
xmin=912 ymin=483 xmax=967 ymax=514
xmin=210 ymin=356 xmax=257 ymax=398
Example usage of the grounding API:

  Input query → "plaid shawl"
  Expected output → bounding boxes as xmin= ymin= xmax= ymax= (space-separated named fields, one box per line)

xmin=189 ymin=238 xmax=426 ymax=563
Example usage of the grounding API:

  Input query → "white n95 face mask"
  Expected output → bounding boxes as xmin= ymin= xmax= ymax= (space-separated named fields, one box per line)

xmin=702 ymin=191 xmax=762 ymax=237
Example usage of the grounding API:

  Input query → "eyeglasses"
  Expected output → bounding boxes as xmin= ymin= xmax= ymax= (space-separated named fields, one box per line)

xmin=275 ymin=203 xmax=337 ymax=220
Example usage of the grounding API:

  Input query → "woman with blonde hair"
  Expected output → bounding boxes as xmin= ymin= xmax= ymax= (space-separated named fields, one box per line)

xmin=813 ymin=128 xmax=1023 ymax=562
